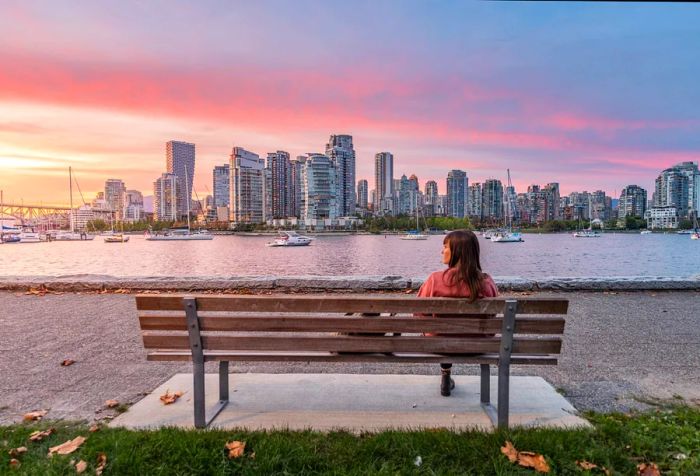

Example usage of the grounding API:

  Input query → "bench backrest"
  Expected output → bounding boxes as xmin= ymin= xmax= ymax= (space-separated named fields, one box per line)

xmin=136 ymin=294 xmax=568 ymax=359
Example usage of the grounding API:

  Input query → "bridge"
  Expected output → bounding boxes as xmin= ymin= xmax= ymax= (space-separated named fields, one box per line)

xmin=0 ymin=202 xmax=114 ymax=230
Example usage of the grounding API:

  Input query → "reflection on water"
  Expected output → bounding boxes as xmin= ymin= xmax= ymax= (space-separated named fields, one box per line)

xmin=0 ymin=233 xmax=698 ymax=278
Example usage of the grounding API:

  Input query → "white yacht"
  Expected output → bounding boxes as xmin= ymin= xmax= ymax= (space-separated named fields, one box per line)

xmin=640 ymin=230 xmax=652 ymax=235
xmin=573 ymin=230 xmax=601 ymax=238
xmin=146 ymin=229 xmax=213 ymax=241
xmin=54 ymin=230 xmax=94 ymax=241
xmin=400 ymin=231 xmax=429 ymax=241
xmin=104 ymin=233 xmax=130 ymax=243
xmin=267 ymin=231 xmax=312 ymax=247
xmin=491 ymin=231 xmax=523 ymax=243
xmin=19 ymin=230 xmax=42 ymax=243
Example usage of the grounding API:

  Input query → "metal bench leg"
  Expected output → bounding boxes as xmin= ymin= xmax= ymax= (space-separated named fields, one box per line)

xmin=480 ymin=364 xmax=490 ymax=404
xmin=219 ymin=361 xmax=229 ymax=401
xmin=497 ymin=360 xmax=510 ymax=429
xmin=193 ymin=360 xmax=206 ymax=428
xmin=497 ymin=300 xmax=517 ymax=429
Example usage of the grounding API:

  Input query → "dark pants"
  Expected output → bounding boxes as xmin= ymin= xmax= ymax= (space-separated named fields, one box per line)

xmin=440 ymin=363 xmax=452 ymax=370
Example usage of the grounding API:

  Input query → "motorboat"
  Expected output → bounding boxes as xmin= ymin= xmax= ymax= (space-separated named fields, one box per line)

xmin=691 ymin=232 xmax=699 ymax=240
xmin=1 ymin=234 xmax=21 ymax=243
xmin=491 ymin=231 xmax=523 ymax=243
xmin=104 ymin=233 xmax=130 ymax=243
xmin=640 ymin=230 xmax=652 ymax=235
xmin=267 ymin=231 xmax=312 ymax=247
xmin=573 ymin=230 xmax=601 ymax=238
xmin=19 ymin=231 xmax=42 ymax=243
xmin=676 ymin=230 xmax=692 ymax=235
xmin=146 ymin=228 xmax=213 ymax=241
xmin=400 ymin=230 xmax=429 ymax=240
xmin=53 ymin=230 xmax=95 ymax=241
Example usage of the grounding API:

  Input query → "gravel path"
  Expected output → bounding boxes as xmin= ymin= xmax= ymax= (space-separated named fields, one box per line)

xmin=1 ymin=291 xmax=699 ymax=424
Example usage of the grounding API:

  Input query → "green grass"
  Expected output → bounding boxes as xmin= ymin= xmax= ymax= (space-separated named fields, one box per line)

xmin=1 ymin=406 xmax=698 ymax=475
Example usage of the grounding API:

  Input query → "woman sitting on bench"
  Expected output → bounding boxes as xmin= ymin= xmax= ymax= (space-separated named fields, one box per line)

xmin=417 ymin=229 xmax=499 ymax=396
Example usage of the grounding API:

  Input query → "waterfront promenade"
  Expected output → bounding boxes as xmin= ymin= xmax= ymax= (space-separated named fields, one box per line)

xmin=1 ymin=288 xmax=699 ymax=425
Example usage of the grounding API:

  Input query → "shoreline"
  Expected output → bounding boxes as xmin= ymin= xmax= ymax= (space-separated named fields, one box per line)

xmin=1 ymin=274 xmax=700 ymax=292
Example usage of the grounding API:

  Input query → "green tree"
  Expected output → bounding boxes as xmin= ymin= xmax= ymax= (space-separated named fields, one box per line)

xmin=679 ymin=219 xmax=693 ymax=230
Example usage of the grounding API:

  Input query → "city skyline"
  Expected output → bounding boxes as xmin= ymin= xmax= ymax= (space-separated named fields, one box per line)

xmin=1 ymin=1 xmax=700 ymax=205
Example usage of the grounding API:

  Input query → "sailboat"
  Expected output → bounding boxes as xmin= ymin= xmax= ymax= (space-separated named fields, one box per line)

xmin=573 ymin=194 xmax=601 ymax=238
xmin=146 ymin=167 xmax=213 ymax=241
xmin=400 ymin=195 xmax=429 ymax=240
xmin=491 ymin=169 xmax=523 ymax=243
xmin=55 ymin=167 xmax=95 ymax=241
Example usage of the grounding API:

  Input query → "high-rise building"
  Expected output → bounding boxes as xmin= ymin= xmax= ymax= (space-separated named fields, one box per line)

xmin=212 ymin=164 xmax=230 ymax=208
xmin=467 ymin=183 xmax=482 ymax=219
xmin=425 ymin=181 xmax=438 ymax=203
xmin=619 ymin=185 xmax=647 ymax=220
xmin=374 ymin=152 xmax=394 ymax=215
xmin=124 ymin=190 xmax=144 ymax=222
xmin=654 ymin=167 xmax=689 ymax=218
xmin=544 ymin=183 xmax=560 ymax=220
xmin=325 ymin=135 xmax=356 ymax=217
xmin=267 ymin=151 xmax=291 ymax=218
xmin=166 ymin=140 xmax=195 ymax=219
xmin=104 ymin=179 xmax=126 ymax=220
xmin=482 ymin=179 xmax=504 ymax=221
xmin=229 ymin=147 xmax=265 ymax=224
xmin=446 ymin=170 xmax=468 ymax=218
xmin=301 ymin=154 xmax=337 ymax=221
xmin=289 ymin=157 xmax=304 ymax=218
xmin=671 ymin=162 xmax=699 ymax=216
xmin=357 ymin=179 xmax=368 ymax=209
xmin=153 ymin=173 xmax=178 ymax=222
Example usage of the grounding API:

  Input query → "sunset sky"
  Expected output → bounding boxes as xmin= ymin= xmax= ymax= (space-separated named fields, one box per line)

xmin=1 ymin=1 xmax=699 ymax=206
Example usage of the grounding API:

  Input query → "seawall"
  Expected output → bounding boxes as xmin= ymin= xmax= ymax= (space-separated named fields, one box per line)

xmin=1 ymin=274 xmax=700 ymax=292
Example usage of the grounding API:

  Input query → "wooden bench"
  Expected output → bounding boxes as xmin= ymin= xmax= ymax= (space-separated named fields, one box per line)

xmin=136 ymin=294 xmax=568 ymax=429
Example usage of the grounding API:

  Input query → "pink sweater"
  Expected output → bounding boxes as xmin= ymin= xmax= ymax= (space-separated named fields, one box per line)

xmin=417 ymin=268 xmax=499 ymax=337
xmin=417 ymin=268 xmax=499 ymax=299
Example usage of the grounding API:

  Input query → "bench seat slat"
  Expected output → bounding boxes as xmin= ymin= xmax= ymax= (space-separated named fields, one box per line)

xmin=145 ymin=351 xmax=559 ymax=365
xmin=141 ymin=335 xmax=561 ymax=354
xmin=138 ymin=315 xmax=566 ymax=334
xmin=136 ymin=295 xmax=568 ymax=315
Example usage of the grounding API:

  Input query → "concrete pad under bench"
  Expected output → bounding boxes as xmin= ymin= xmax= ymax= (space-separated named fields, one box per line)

xmin=110 ymin=374 xmax=589 ymax=432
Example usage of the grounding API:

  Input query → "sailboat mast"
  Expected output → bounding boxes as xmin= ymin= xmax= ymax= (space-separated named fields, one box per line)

xmin=184 ymin=166 xmax=191 ymax=230
xmin=69 ymin=166 xmax=74 ymax=232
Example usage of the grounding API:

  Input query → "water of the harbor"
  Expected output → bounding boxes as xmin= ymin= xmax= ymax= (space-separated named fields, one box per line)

xmin=1 ymin=232 xmax=698 ymax=279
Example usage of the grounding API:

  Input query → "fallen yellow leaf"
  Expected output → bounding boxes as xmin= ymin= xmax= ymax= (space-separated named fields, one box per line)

xmin=61 ymin=359 xmax=75 ymax=367
xmin=500 ymin=441 xmax=518 ymax=463
xmin=225 ymin=440 xmax=246 ymax=459
xmin=29 ymin=429 xmax=55 ymax=442
xmin=501 ymin=441 xmax=550 ymax=474
xmin=8 ymin=447 xmax=27 ymax=458
xmin=75 ymin=460 xmax=87 ymax=474
xmin=48 ymin=436 xmax=86 ymax=456
xmin=105 ymin=400 xmax=119 ymax=408
xmin=637 ymin=462 xmax=661 ymax=476
xmin=576 ymin=460 xmax=597 ymax=470
xmin=517 ymin=451 xmax=550 ymax=473
xmin=159 ymin=390 xmax=184 ymax=405
xmin=95 ymin=452 xmax=107 ymax=475
xmin=23 ymin=410 xmax=48 ymax=421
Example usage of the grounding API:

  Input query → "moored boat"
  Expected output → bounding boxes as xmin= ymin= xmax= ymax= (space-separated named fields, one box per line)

xmin=146 ymin=229 xmax=213 ymax=241
xmin=267 ymin=231 xmax=312 ymax=247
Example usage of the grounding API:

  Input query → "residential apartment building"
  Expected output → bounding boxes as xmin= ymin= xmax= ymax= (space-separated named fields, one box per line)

xmin=357 ymin=179 xmax=368 ymax=209
xmin=482 ymin=179 xmax=503 ymax=221
xmin=153 ymin=173 xmax=178 ymax=221
xmin=300 ymin=153 xmax=338 ymax=221
xmin=212 ymin=164 xmax=230 ymax=208
xmin=374 ymin=152 xmax=394 ymax=215
xmin=618 ymin=185 xmax=647 ymax=221
xmin=267 ymin=151 xmax=291 ymax=219
xmin=104 ymin=179 xmax=126 ymax=220
xmin=326 ymin=135 xmax=356 ymax=216
xmin=166 ymin=140 xmax=195 ymax=219
xmin=446 ymin=169 xmax=468 ymax=218
xmin=229 ymin=147 xmax=265 ymax=224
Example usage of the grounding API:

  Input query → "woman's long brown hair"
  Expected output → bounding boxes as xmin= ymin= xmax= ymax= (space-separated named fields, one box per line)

xmin=443 ymin=229 xmax=485 ymax=302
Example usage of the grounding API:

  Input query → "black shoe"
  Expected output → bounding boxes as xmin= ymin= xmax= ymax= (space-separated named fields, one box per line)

xmin=440 ymin=373 xmax=456 ymax=397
